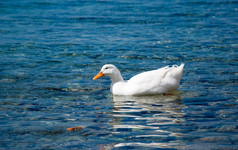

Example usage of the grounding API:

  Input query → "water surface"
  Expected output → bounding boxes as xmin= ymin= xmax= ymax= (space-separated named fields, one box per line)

xmin=0 ymin=0 xmax=238 ymax=149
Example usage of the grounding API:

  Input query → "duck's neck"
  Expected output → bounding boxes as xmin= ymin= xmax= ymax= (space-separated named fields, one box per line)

xmin=109 ymin=72 xmax=124 ymax=83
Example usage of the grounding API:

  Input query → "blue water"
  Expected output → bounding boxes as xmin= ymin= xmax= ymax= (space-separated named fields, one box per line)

xmin=0 ymin=0 xmax=238 ymax=149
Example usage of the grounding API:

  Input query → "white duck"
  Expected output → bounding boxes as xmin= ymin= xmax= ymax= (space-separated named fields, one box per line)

xmin=93 ymin=63 xmax=184 ymax=96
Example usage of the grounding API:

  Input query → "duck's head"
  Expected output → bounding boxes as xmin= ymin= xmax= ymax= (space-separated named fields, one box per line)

xmin=93 ymin=64 xmax=122 ymax=81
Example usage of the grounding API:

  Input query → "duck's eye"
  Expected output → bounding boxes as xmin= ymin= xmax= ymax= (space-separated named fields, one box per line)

xmin=105 ymin=67 xmax=108 ymax=69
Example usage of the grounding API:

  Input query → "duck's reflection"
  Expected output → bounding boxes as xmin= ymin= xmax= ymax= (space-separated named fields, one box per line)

xmin=110 ymin=93 xmax=186 ymax=149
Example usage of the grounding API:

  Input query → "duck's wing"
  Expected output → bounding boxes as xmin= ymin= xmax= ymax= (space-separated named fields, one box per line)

xmin=128 ymin=66 xmax=169 ymax=84
xmin=126 ymin=64 xmax=184 ymax=95
xmin=127 ymin=66 xmax=172 ymax=95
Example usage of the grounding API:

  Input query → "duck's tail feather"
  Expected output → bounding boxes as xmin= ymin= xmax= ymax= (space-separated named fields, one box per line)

xmin=167 ymin=63 xmax=185 ymax=81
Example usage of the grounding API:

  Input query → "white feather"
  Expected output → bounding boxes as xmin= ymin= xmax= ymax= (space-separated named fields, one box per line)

xmin=94 ymin=63 xmax=185 ymax=96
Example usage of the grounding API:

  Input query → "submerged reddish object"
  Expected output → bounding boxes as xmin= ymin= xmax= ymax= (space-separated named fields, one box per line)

xmin=66 ymin=126 xmax=83 ymax=131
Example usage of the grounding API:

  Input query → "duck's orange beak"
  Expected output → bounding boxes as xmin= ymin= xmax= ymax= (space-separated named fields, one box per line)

xmin=93 ymin=71 xmax=104 ymax=80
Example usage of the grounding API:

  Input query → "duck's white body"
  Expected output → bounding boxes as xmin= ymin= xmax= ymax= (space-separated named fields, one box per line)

xmin=93 ymin=64 xmax=184 ymax=96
